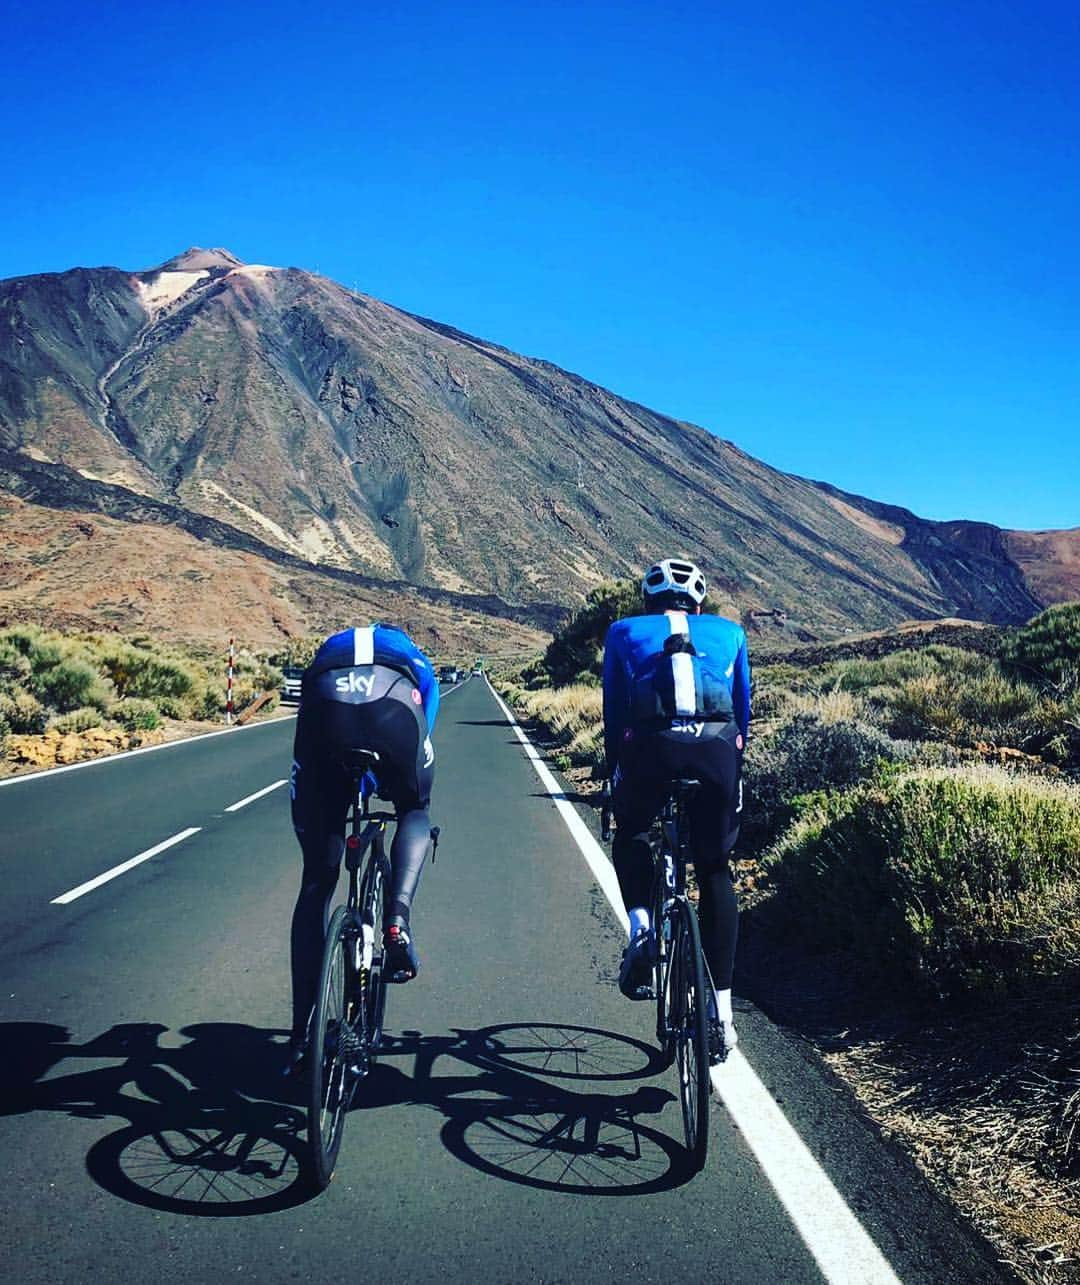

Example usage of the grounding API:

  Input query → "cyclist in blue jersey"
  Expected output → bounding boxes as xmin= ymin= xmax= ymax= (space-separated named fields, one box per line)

xmin=602 ymin=559 xmax=750 ymax=1062
xmin=287 ymin=624 xmax=439 ymax=1070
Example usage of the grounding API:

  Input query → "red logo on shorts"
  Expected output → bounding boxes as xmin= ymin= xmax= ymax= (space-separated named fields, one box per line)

xmin=411 ymin=688 xmax=422 ymax=705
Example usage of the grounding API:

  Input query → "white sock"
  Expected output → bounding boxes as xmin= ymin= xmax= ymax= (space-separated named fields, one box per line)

xmin=628 ymin=907 xmax=650 ymax=939
xmin=714 ymin=987 xmax=734 ymax=1027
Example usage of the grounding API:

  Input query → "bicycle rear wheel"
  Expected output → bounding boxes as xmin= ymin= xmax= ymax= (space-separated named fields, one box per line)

xmin=360 ymin=850 xmax=390 ymax=1049
xmin=669 ymin=897 xmax=710 ymax=1171
xmin=308 ymin=905 xmax=353 ymax=1189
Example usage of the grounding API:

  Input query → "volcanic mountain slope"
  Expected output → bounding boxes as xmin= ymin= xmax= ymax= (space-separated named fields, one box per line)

xmin=1 ymin=247 xmax=1075 ymax=638
xmin=0 ymin=487 xmax=549 ymax=659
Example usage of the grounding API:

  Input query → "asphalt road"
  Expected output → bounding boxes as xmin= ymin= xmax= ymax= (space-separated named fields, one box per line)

xmin=0 ymin=676 xmax=1008 ymax=1284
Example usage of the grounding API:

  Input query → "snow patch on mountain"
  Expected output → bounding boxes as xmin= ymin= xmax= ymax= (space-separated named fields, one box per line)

xmin=138 ymin=270 xmax=208 ymax=315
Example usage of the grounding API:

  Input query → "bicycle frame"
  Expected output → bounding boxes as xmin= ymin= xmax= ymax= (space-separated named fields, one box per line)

xmin=343 ymin=790 xmax=392 ymax=966
xmin=652 ymin=777 xmax=714 ymax=1169
xmin=658 ymin=779 xmax=715 ymax=980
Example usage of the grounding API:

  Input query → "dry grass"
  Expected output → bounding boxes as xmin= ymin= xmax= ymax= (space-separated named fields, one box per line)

xmin=517 ymin=682 xmax=602 ymax=737
xmin=500 ymin=680 xmax=605 ymax=769
xmin=826 ymin=1022 xmax=1080 ymax=1284
xmin=786 ymin=685 xmax=863 ymax=724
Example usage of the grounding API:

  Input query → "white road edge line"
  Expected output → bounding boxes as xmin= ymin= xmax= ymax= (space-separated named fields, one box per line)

xmin=484 ymin=676 xmax=903 ymax=1285
xmin=51 ymin=827 xmax=202 ymax=905
xmin=225 ymin=779 xmax=289 ymax=812
xmin=0 ymin=713 xmax=297 ymax=789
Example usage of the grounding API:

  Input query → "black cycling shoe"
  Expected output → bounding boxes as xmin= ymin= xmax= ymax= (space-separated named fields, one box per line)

xmin=618 ymin=928 xmax=654 ymax=1001
xmin=282 ymin=1036 xmax=308 ymax=1079
xmin=708 ymin=1018 xmax=737 ymax=1066
xmin=384 ymin=917 xmax=420 ymax=983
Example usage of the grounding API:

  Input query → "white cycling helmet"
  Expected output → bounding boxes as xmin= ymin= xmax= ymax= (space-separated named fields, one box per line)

xmin=642 ymin=558 xmax=707 ymax=606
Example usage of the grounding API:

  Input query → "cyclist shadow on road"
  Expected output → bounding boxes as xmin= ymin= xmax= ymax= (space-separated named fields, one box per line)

xmin=0 ymin=1020 xmax=308 ymax=1216
xmin=353 ymin=1022 xmax=693 ymax=1194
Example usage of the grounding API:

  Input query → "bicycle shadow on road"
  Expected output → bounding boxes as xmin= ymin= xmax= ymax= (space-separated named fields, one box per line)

xmin=0 ymin=1020 xmax=308 ymax=1217
xmin=353 ymin=1022 xmax=694 ymax=1194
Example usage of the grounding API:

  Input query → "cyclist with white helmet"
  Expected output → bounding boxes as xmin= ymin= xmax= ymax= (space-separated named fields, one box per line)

xmin=602 ymin=558 xmax=750 ymax=1062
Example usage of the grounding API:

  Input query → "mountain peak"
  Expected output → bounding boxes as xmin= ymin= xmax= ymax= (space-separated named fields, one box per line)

xmin=155 ymin=247 xmax=244 ymax=272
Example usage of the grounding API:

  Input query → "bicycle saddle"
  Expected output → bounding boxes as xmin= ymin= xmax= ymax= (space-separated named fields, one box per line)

xmin=339 ymin=747 xmax=381 ymax=777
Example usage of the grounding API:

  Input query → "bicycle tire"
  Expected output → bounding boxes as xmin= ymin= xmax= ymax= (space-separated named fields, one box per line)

xmin=670 ymin=897 xmax=710 ymax=1171
xmin=308 ymin=904 xmax=352 ymax=1189
xmin=654 ymin=893 xmax=676 ymax=1071
xmin=359 ymin=849 xmax=390 ymax=1050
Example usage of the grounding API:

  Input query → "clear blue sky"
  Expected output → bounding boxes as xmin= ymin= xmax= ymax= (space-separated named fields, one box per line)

xmin=4 ymin=1 xmax=1077 ymax=530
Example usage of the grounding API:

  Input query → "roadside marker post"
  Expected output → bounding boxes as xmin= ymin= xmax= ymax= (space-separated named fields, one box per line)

xmin=226 ymin=636 xmax=235 ymax=725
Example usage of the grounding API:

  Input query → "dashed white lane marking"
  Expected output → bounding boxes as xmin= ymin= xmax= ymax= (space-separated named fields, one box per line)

xmin=225 ymin=779 xmax=288 ymax=812
xmin=484 ymin=677 xmax=903 ymax=1285
xmin=0 ymin=713 xmax=297 ymax=789
xmin=51 ymin=827 xmax=202 ymax=905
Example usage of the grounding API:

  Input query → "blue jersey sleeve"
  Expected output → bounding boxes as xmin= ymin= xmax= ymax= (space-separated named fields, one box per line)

xmin=733 ymin=632 xmax=751 ymax=740
xmin=418 ymin=657 xmax=439 ymax=730
xmin=601 ymin=622 xmax=628 ymax=774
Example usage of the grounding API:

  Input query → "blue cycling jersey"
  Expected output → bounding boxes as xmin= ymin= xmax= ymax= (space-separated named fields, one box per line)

xmin=307 ymin=625 xmax=440 ymax=730
xmin=602 ymin=610 xmax=750 ymax=770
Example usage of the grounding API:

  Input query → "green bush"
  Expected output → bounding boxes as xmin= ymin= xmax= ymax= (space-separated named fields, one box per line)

xmin=196 ymin=686 xmax=224 ymax=720
xmin=542 ymin=579 xmax=643 ymax=685
xmin=1002 ymin=602 xmax=1080 ymax=691
xmin=0 ymin=641 xmax=32 ymax=689
xmin=765 ymin=765 xmax=1080 ymax=999
xmin=0 ymin=688 xmax=48 ymax=734
xmin=100 ymin=644 xmax=196 ymax=702
xmin=820 ymin=647 xmax=947 ymax=694
xmin=750 ymin=664 xmax=807 ymax=719
xmin=883 ymin=668 xmax=1048 ymax=749
xmin=745 ymin=712 xmax=915 ymax=848
xmin=0 ymin=627 xmax=40 ymax=658
xmin=267 ymin=638 xmax=319 ymax=669
xmin=51 ymin=707 xmax=106 ymax=733
xmin=113 ymin=699 xmax=161 ymax=731
xmin=32 ymin=657 xmax=110 ymax=713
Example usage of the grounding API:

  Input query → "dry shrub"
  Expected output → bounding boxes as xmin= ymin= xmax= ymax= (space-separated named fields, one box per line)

xmin=112 ymin=699 xmax=161 ymax=731
xmin=1002 ymin=601 xmax=1080 ymax=691
xmin=744 ymin=711 xmax=915 ymax=849
xmin=517 ymin=683 xmax=604 ymax=768
xmin=883 ymin=668 xmax=1050 ymax=750
xmin=766 ymin=764 xmax=1080 ymax=1001
xmin=0 ymin=688 xmax=48 ymax=735
xmin=50 ymin=707 xmax=106 ymax=734
xmin=787 ymin=686 xmax=862 ymax=724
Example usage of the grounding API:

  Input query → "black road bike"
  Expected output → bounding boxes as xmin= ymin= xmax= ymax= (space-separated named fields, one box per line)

xmin=307 ymin=755 xmax=438 ymax=1189
xmin=604 ymin=778 xmax=714 ymax=1172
